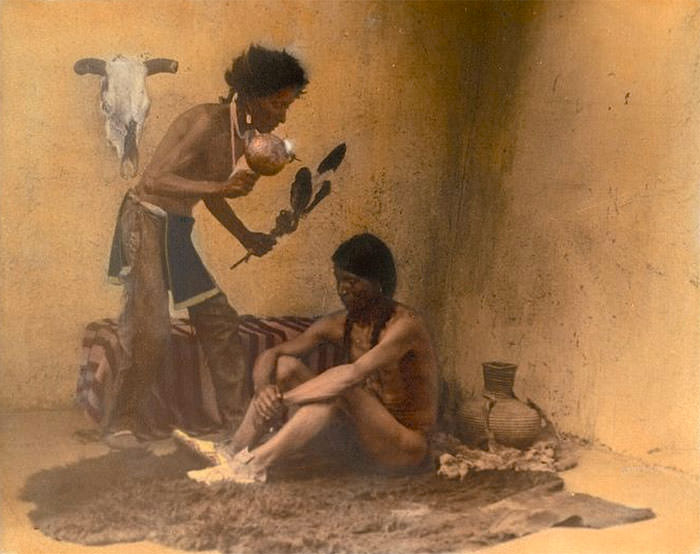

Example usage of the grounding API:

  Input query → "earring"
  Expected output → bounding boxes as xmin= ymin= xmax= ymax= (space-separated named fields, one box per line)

xmin=246 ymin=113 xmax=252 ymax=125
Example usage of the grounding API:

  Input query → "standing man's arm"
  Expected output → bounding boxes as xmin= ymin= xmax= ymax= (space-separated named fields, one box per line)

xmin=141 ymin=110 xmax=258 ymax=199
xmin=142 ymin=108 xmax=272 ymax=253
xmin=204 ymin=197 xmax=275 ymax=256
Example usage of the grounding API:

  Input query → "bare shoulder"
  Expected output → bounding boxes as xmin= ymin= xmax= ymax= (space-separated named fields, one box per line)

xmin=384 ymin=304 xmax=436 ymax=367
xmin=391 ymin=303 xmax=428 ymax=332
xmin=167 ymin=103 xmax=226 ymax=135
xmin=306 ymin=310 xmax=346 ymax=343
xmin=379 ymin=303 xmax=431 ymax=351
xmin=177 ymin=102 xmax=225 ymax=120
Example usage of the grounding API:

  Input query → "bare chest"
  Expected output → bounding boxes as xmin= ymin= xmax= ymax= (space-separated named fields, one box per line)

xmin=202 ymin=133 xmax=234 ymax=179
xmin=177 ymin=130 xmax=234 ymax=182
xmin=347 ymin=324 xmax=375 ymax=361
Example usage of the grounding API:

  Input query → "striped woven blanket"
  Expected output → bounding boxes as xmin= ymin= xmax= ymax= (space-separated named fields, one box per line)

xmin=76 ymin=316 xmax=342 ymax=430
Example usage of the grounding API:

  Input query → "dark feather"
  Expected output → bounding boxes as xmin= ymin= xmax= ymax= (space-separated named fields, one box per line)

xmin=316 ymin=143 xmax=346 ymax=175
xmin=290 ymin=167 xmax=312 ymax=214
xmin=304 ymin=181 xmax=331 ymax=214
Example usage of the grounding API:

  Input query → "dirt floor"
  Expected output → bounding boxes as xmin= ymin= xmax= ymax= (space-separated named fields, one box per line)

xmin=1 ymin=409 xmax=699 ymax=554
xmin=19 ymin=447 xmax=570 ymax=554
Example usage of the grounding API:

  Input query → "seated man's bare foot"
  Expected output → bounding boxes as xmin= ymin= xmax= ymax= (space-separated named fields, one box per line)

xmin=172 ymin=428 xmax=234 ymax=466
xmin=187 ymin=448 xmax=267 ymax=485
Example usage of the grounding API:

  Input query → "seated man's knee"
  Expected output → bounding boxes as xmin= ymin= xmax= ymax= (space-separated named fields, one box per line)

xmin=275 ymin=355 xmax=310 ymax=387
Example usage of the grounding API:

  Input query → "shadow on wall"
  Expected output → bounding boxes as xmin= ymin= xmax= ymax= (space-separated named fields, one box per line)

xmin=435 ymin=1 xmax=544 ymax=405
xmin=446 ymin=1 xmax=543 ymax=296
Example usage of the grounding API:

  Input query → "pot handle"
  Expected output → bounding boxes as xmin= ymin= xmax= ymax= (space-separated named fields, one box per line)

xmin=481 ymin=393 xmax=498 ymax=452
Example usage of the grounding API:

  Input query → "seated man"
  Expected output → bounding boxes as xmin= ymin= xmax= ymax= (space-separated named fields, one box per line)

xmin=174 ymin=233 xmax=438 ymax=484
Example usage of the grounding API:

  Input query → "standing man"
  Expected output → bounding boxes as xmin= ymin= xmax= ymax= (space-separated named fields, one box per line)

xmin=106 ymin=45 xmax=308 ymax=445
xmin=175 ymin=233 xmax=439 ymax=483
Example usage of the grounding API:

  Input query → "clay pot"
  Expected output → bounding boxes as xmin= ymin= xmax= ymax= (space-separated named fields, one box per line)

xmin=244 ymin=133 xmax=294 ymax=176
xmin=459 ymin=362 xmax=543 ymax=449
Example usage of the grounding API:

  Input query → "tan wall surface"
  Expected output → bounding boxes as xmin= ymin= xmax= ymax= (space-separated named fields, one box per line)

xmin=1 ymin=0 xmax=698 ymax=470
xmin=0 ymin=1 xmax=466 ymax=411
xmin=439 ymin=1 xmax=700 ymax=470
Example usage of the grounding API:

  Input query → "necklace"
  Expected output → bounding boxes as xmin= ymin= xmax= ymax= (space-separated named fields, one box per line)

xmin=229 ymin=94 xmax=249 ymax=139
xmin=229 ymin=94 xmax=253 ymax=172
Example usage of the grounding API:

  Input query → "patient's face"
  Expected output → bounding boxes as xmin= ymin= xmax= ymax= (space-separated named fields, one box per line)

xmin=334 ymin=267 xmax=382 ymax=314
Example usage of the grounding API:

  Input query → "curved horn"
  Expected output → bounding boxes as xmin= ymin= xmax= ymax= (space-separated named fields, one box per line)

xmin=144 ymin=58 xmax=179 ymax=75
xmin=73 ymin=58 xmax=106 ymax=76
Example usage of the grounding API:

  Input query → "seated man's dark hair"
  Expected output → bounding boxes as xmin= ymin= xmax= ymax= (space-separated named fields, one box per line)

xmin=221 ymin=44 xmax=308 ymax=102
xmin=332 ymin=233 xmax=397 ymax=298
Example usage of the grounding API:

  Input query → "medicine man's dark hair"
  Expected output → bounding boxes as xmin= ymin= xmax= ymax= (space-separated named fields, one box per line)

xmin=332 ymin=233 xmax=397 ymax=298
xmin=221 ymin=44 xmax=308 ymax=102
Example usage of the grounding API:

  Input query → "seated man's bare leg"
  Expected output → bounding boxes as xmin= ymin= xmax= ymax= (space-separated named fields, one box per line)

xmin=229 ymin=387 xmax=425 ymax=476
xmin=340 ymin=387 xmax=428 ymax=470
xmin=246 ymin=401 xmax=338 ymax=470
xmin=188 ymin=400 xmax=337 ymax=484
xmin=229 ymin=355 xmax=317 ymax=452
xmin=226 ymin=402 xmax=267 ymax=453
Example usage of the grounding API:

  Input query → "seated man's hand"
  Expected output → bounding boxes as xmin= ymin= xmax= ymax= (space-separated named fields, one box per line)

xmin=253 ymin=384 xmax=285 ymax=421
xmin=243 ymin=232 xmax=276 ymax=257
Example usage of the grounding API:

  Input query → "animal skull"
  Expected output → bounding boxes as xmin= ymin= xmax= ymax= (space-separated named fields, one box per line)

xmin=74 ymin=55 xmax=178 ymax=179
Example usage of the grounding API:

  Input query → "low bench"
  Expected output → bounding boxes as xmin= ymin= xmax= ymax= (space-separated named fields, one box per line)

xmin=76 ymin=316 xmax=342 ymax=431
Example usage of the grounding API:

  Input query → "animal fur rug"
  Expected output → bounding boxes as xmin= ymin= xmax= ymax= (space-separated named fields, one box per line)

xmin=20 ymin=445 xmax=654 ymax=554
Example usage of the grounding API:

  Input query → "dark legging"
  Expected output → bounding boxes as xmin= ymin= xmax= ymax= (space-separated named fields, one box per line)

xmin=188 ymin=293 xmax=251 ymax=430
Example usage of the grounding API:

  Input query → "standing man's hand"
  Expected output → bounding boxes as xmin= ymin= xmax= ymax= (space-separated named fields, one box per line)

xmin=243 ymin=232 xmax=276 ymax=256
xmin=221 ymin=169 xmax=259 ymax=198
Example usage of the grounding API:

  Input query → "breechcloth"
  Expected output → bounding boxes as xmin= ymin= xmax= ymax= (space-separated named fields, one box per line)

xmin=108 ymin=191 xmax=220 ymax=310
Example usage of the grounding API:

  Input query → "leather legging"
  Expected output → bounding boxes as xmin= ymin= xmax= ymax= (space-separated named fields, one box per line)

xmin=110 ymin=195 xmax=250 ymax=433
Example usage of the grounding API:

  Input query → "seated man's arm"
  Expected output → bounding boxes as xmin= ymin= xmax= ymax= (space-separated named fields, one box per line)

xmin=282 ymin=316 xmax=422 ymax=406
xmin=252 ymin=314 xmax=341 ymax=392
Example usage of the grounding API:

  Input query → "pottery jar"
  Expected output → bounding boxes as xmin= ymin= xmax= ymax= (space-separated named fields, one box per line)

xmin=459 ymin=362 xmax=543 ymax=449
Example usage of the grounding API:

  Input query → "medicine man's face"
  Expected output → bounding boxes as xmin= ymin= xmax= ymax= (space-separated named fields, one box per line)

xmin=247 ymin=86 xmax=299 ymax=133
xmin=334 ymin=267 xmax=383 ymax=314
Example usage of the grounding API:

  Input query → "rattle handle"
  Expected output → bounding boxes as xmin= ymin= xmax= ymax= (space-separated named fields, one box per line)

xmin=230 ymin=250 xmax=253 ymax=269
